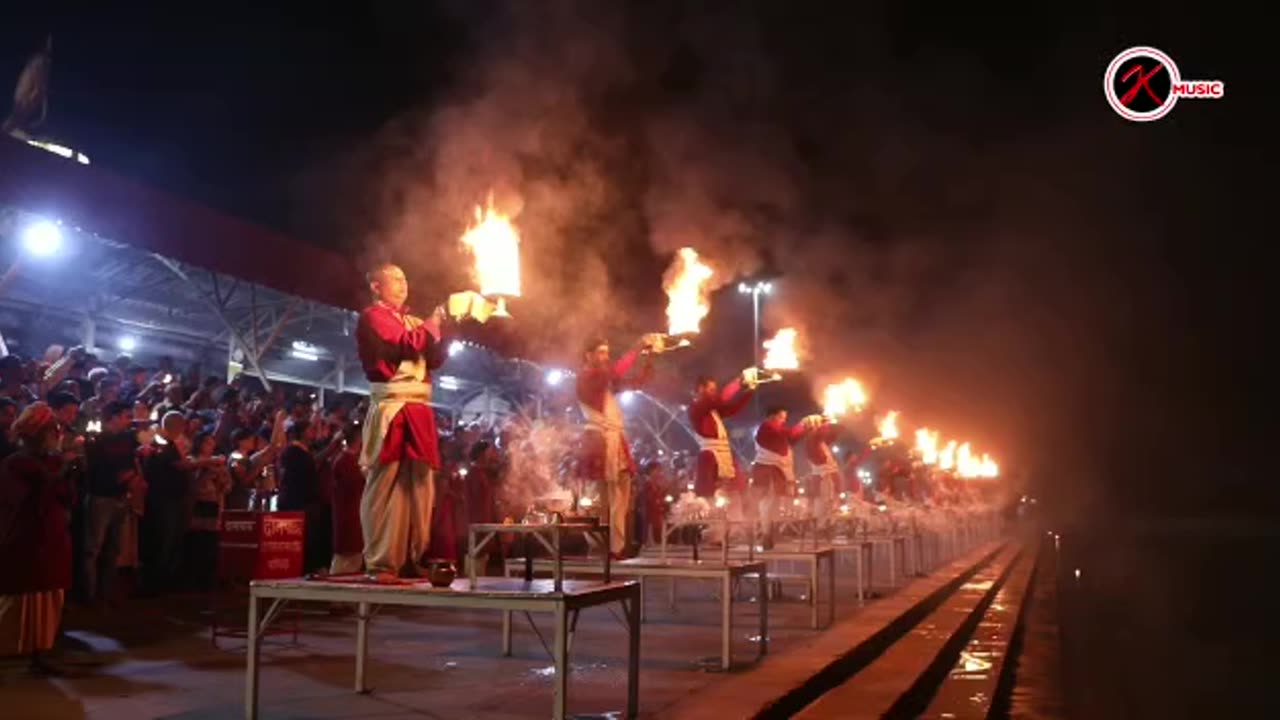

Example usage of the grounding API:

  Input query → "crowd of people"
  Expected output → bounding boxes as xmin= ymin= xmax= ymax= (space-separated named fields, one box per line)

xmin=0 ymin=341 xmax=521 ymax=673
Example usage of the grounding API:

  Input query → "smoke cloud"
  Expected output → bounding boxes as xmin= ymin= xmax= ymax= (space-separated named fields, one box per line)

xmin=293 ymin=0 xmax=1246 ymax=519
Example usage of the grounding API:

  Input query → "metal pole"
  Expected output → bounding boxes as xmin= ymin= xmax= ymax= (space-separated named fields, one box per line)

xmin=752 ymin=290 xmax=762 ymax=417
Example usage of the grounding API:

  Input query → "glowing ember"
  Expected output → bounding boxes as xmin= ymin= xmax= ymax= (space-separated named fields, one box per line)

xmin=663 ymin=247 xmax=714 ymax=336
xmin=762 ymin=328 xmax=799 ymax=370
xmin=914 ymin=428 xmax=939 ymax=465
xmin=876 ymin=411 xmax=900 ymax=441
xmin=822 ymin=377 xmax=868 ymax=418
xmin=939 ymin=440 xmax=958 ymax=470
xmin=460 ymin=195 xmax=521 ymax=299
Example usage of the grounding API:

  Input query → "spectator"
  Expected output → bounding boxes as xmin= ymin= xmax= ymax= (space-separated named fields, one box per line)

xmin=0 ymin=403 xmax=73 ymax=674
xmin=0 ymin=355 xmax=36 ymax=405
xmin=278 ymin=420 xmax=331 ymax=573
xmin=141 ymin=412 xmax=220 ymax=594
xmin=80 ymin=376 xmax=121 ymax=424
xmin=330 ymin=423 xmax=365 ymax=575
xmin=185 ymin=432 xmax=229 ymax=591
xmin=81 ymin=401 xmax=138 ymax=605
xmin=0 ymin=397 xmax=18 ymax=460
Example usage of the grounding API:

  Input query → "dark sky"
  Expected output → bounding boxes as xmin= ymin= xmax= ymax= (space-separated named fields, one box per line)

xmin=1 ymin=2 xmax=1266 ymax=520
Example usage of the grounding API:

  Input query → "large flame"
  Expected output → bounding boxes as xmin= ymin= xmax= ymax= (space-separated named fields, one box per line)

xmin=762 ymin=328 xmax=799 ymax=370
xmin=460 ymin=196 xmax=521 ymax=298
xmin=822 ymin=377 xmax=868 ymax=417
xmin=876 ymin=410 xmax=900 ymax=441
xmin=663 ymin=247 xmax=714 ymax=335
xmin=939 ymin=440 xmax=958 ymax=470
xmin=980 ymin=453 xmax=1000 ymax=478
xmin=915 ymin=427 xmax=939 ymax=464
xmin=957 ymin=442 xmax=983 ymax=478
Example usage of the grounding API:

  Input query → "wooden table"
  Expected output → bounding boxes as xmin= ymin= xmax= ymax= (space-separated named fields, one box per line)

xmin=468 ymin=521 xmax=610 ymax=591
xmin=245 ymin=575 xmax=640 ymax=720
xmin=505 ymin=556 xmax=768 ymax=671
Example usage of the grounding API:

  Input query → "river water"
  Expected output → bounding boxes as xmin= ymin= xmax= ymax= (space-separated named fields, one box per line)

xmin=1006 ymin=520 xmax=1276 ymax=719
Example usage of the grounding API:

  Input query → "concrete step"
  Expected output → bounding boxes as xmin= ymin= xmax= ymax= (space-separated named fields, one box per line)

xmin=794 ymin=545 xmax=1023 ymax=719
xmin=661 ymin=540 xmax=1008 ymax=720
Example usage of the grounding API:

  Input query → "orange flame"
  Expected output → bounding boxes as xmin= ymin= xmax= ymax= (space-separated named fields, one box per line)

xmin=663 ymin=248 xmax=714 ymax=336
xmin=876 ymin=410 xmax=900 ymax=441
xmin=957 ymin=442 xmax=983 ymax=478
xmin=915 ymin=428 xmax=939 ymax=464
xmin=939 ymin=440 xmax=957 ymax=470
xmin=460 ymin=195 xmax=521 ymax=298
xmin=822 ymin=378 xmax=868 ymax=418
xmin=762 ymin=328 xmax=799 ymax=370
xmin=980 ymin=453 xmax=1000 ymax=478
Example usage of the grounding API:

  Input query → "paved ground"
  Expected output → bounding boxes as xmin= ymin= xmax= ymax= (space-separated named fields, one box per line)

xmin=1 ymin=547 xmax=972 ymax=719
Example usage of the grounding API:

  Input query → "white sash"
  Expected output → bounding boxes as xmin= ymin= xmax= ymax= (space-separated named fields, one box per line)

xmin=581 ymin=391 xmax=625 ymax=484
xmin=754 ymin=442 xmax=795 ymax=486
xmin=360 ymin=316 xmax=431 ymax=470
xmin=811 ymin=441 xmax=840 ymax=478
xmin=696 ymin=410 xmax=736 ymax=479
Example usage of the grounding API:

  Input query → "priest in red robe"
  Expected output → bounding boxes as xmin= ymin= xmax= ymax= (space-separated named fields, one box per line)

xmin=803 ymin=420 xmax=842 ymax=530
xmin=355 ymin=263 xmax=450 ymax=578
xmin=751 ymin=406 xmax=823 ymax=547
xmin=575 ymin=336 xmax=653 ymax=557
xmin=688 ymin=372 xmax=755 ymax=498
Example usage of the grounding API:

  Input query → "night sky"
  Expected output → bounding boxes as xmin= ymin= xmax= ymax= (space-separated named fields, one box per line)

xmin=1 ymin=2 xmax=1265 ymax=521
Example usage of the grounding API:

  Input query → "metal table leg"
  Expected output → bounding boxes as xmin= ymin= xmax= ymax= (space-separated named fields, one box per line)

xmin=245 ymin=591 xmax=260 ymax=720
xmin=721 ymin=573 xmax=733 ymax=670
xmin=502 ymin=610 xmax=513 ymax=656
xmin=626 ymin=592 xmax=640 ymax=719
xmin=355 ymin=601 xmax=371 ymax=693
xmin=553 ymin=601 xmax=570 ymax=720
xmin=758 ymin=568 xmax=769 ymax=658
xmin=827 ymin=553 xmax=836 ymax=626
xmin=809 ymin=557 xmax=819 ymax=629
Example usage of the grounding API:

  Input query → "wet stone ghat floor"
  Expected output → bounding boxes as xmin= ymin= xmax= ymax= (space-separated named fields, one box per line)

xmin=2 ymin=552 xmax=951 ymax=720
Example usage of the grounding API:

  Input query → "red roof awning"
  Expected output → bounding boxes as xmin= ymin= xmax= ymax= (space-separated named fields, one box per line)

xmin=0 ymin=137 xmax=366 ymax=310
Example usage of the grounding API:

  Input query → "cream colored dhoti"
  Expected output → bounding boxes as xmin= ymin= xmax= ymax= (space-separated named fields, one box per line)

xmin=360 ymin=350 xmax=437 ymax=574
xmin=581 ymin=394 xmax=632 ymax=553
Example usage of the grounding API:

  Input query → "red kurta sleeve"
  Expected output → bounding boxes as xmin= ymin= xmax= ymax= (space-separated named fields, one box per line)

xmin=717 ymin=378 xmax=753 ymax=418
xmin=356 ymin=304 xmax=442 ymax=382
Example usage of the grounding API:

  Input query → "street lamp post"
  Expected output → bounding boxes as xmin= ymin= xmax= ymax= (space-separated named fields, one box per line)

xmin=737 ymin=280 xmax=773 ymax=416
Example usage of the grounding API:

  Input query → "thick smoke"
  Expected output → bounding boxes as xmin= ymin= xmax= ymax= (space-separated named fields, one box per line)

xmin=299 ymin=0 xmax=1234 ymax=518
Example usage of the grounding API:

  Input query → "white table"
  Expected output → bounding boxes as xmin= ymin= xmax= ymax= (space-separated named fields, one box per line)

xmin=643 ymin=545 xmax=836 ymax=629
xmin=505 ymin=556 xmax=768 ymax=670
xmin=245 ymin=576 xmax=640 ymax=720
xmin=469 ymin=521 xmax=611 ymax=591
xmin=660 ymin=516 xmax=758 ymax=563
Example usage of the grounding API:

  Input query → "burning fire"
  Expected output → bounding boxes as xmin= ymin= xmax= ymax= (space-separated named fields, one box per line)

xmin=980 ymin=453 xmax=999 ymax=478
xmin=663 ymin=247 xmax=714 ymax=336
xmin=956 ymin=442 xmax=981 ymax=478
xmin=876 ymin=411 xmax=900 ymax=441
xmin=762 ymin=328 xmax=799 ymax=370
xmin=822 ymin=378 xmax=868 ymax=418
xmin=939 ymin=440 xmax=957 ymax=470
xmin=915 ymin=428 xmax=939 ymax=465
xmin=460 ymin=195 xmax=521 ymax=299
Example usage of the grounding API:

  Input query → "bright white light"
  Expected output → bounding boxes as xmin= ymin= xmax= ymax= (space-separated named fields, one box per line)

xmin=832 ymin=445 xmax=841 ymax=453
xmin=291 ymin=340 xmax=320 ymax=353
xmin=664 ymin=495 xmax=674 ymax=503
xmin=579 ymin=496 xmax=594 ymax=508
xmin=762 ymin=282 xmax=773 ymax=294
xmin=1074 ymin=568 xmax=1082 ymax=580
xmin=545 ymin=369 xmax=564 ymax=386
xmin=448 ymin=340 xmax=465 ymax=357
xmin=620 ymin=390 xmax=636 ymax=405
xmin=737 ymin=282 xmax=749 ymax=294
xmin=459 ymin=467 xmax=469 ymax=478
xmin=22 ymin=220 xmax=63 ymax=257
xmin=230 ymin=451 xmax=245 ymax=461
xmin=117 ymin=336 xmax=137 ymax=352
xmin=290 ymin=350 xmax=319 ymax=362
xmin=438 ymin=375 xmax=461 ymax=391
